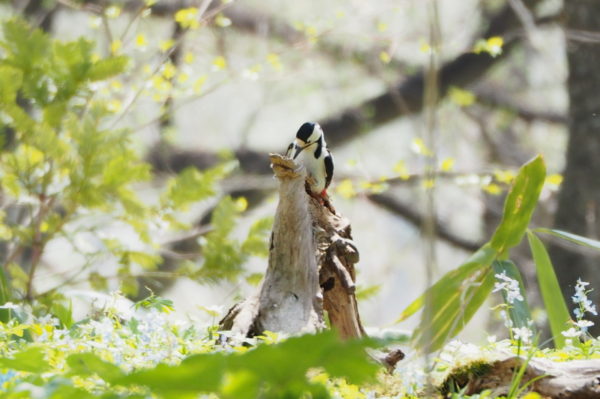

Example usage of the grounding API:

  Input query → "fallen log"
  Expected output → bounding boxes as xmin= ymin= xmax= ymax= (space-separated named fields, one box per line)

xmin=446 ymin=355 xmax=600 ymax=398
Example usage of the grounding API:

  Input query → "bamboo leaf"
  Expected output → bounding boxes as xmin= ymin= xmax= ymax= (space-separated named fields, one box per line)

xmin=535 ymin=228 xmax=600 ymax=251
xmin=527 ymin=231 xmax=571 ymax=348
xmin=395 ymin=245 xmax=496 ymax=323
xmin=490 ymin=156 xmax=546 ymax=255
xmin=414 ymin=265 xmax=495 ymax=353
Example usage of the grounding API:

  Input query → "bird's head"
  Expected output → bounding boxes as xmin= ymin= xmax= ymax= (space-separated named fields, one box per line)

xmin=292 ymin=122 xmax=323 ymax=158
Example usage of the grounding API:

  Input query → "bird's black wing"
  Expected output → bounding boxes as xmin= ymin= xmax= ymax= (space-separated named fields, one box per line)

xmin=324 ymin=152 xmax=334 ymax=190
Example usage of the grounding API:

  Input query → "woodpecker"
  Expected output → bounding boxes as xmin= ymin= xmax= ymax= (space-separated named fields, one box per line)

xmin=286 ymin=122 xmax=334 ymax=199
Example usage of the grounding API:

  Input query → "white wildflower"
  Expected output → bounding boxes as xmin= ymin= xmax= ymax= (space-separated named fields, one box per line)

xmin=511 ymin=326 xmax=532 ymax=344
xmin=572 ymin=278 xmax=598 ymax=317
xmin=493 ymin=271 xmax=524 ymax=304
xmin=561 ymin=327 xmax=582 ymax=338
xmin=574 ymin=319 xmax=594 ymax=328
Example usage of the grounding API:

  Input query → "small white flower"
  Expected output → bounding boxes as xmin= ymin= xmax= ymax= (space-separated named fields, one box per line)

xmin=493 ymin=271 xmax=523 ymax=304
xmin=574 ymin=319 xmax=594 ymax=329
xmin=512 ymin=326 xmax=532 ymax=344
xmin=0 ymin=302 xmax=20 ymax=310
xmin=561 ymin=327 xmax=582 ymax=338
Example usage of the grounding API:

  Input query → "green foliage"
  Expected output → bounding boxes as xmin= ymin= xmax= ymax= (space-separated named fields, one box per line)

xmin=397 ymin=156 xmax=551 ymax=352
xmin=489 ymin=156 xmax=546 ymax=256
xmin=527 ymin=232 xmax=570 ymax=348
xmin=411 ymin=247 xmax=496 ymax=352
xmin=0 ymin=347 xmax=51 ymax=373
xmin=115 ymin=331 xmax=379 ymax=399
xmin=194 ymin=197 xmax=273 ymax=282
xmin=133 ymin=292 xmax=174 ymax=313
xmin=0 ymin=302 xmax=380 ymax=399
xmin=0 ymin=17 xmax=255 ymax=307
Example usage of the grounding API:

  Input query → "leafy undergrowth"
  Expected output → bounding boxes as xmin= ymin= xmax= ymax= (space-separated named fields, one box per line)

xmin=1 ymin=294 xmax=598 ymax=399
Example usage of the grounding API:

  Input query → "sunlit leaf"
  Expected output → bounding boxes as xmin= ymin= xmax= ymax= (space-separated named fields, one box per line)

xmin=490 ymin=155 xmax=545 ymax=255
xmin=0 ymin=347 xmax=51 ymax=373
xmin=67 ymin=353 xmax=125 ymax=381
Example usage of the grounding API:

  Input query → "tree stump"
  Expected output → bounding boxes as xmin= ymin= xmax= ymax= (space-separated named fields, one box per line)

xmin=219 ymin=153 xmax=365 ymax=337
xmin=220 ymin=154 xmax=324 ymax=336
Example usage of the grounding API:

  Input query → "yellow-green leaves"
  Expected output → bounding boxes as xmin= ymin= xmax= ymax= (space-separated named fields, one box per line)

xmin=490 ymin=155 xmax=546 ymax=255
xmin=0 ymin=65 xmax=23 ymax=103
xmin=162 ymin=163 xmax=234 ymax=210
xmin=87 ymin=55 xmax=129 ymax=81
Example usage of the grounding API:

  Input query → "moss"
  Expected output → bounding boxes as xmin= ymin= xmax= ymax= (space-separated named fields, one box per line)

xmin=439 ymin=361 xmax=492 ymax=397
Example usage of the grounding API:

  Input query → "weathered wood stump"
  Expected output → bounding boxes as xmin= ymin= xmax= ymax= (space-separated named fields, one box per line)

xmin=220 ymin=154 xmax=324 ymax=336
xmin=220 ymin=153 xmax=364 ymax=336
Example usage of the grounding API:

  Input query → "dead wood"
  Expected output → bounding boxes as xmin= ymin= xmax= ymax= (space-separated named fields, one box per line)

xmin=219 ymin=154 xmax=324 ymax=336
xmin=454 ymin=356 xmax=600 ymax=398
xmin=308 ymin=191 xmax=365 ymax=340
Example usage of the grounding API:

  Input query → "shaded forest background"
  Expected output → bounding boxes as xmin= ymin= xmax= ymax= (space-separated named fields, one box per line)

xmin=2 ymin=0 xmax=600 ymax=338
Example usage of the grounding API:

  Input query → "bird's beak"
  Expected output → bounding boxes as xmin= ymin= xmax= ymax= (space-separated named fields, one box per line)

xmin=293 ymin=145 xmax=303 ymax=158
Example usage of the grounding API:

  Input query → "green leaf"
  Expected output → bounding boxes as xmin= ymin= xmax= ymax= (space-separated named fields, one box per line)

xmin=50 ymin=298 xmax=73 ymax=329
xmin=396 ymin=245 xmax=497 ymax=323
xmin=535 ymin=228 xmax=600 ymax=251
xmin=87 ymin=55 xmax=129 ymax=81
xmin=0 ymin=65 xmax=23 ymax=103
xmin=163 ymin=163 xmax=234 ymax=210
xmin=114 ymin=331 xmax=378 ymax=398
xmin=492 ymin=260 xmax=533 ymax=330
xmin=490 ymin=155 xmax=546 ymax=255
xmin=0 ymin=347 xmax=51 ymax=373
xmin=414 ymin=264 xmax=495 ymax=353
xmin=66 ymin=353 xmax=125 ymax=381
xmin=527 ymin=231 xmax=571 ymax=348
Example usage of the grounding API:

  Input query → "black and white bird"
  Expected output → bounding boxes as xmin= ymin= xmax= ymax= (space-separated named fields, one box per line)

xmin=286 ymin=122 xmax=334 ymax=199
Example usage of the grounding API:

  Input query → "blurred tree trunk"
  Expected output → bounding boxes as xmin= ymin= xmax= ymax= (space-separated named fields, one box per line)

xmin=550 ymin=0 xmax=600 ymax=334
